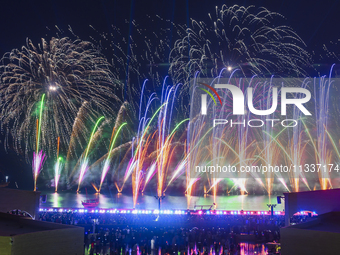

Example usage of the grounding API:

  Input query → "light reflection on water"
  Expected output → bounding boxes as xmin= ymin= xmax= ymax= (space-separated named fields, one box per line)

xmin=85 ymin=243 xmax=268 ymax=255
xmin=42 ymin=191 xmax=284 ymax=211
xmin=239 ymin=243 xmax=268 ymax=255
xmin=176 ymin=243 xmax=268 ymax=255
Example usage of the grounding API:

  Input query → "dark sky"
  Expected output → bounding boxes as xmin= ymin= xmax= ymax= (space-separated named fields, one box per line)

xmin=0 ymin=0 xmax=339 ymax=57
xmin=0 ymin=0 xmax=339 ymax=189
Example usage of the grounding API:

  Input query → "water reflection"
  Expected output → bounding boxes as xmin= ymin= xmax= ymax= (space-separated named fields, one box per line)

xmin=239 ymin=243 xmax=267 ymax=255
xmin=43 ymin=191 xmax=284 ymax=211
xmin=52 ymin=192 xmax=61 ymax=207
xmin=84 ymin=243 xmax=268 ymax=255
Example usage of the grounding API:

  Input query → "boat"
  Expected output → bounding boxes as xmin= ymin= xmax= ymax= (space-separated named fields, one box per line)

xmin=82 ymin=188 xmax=99 ymax=208
xmin=82 ymin=198 xmax=99 ymax=208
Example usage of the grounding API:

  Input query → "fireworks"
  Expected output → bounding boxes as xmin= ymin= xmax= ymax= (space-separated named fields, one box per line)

xmin=33 ymin=94 xmax=46 ymax=191
xmin=169 ymin=4 xmax=311 ymax=86
xmin=99 ymin=122 xmax=127 ymax=192
xmin=0 ymin=37 xmax=121 ymax=158
xmin=54 ymin=157 xmax=63 ymax=192
xmin=77 ymin=116 xmax=105 ymax=193
xmin=184 ymin=72 xmax=340 ymax=207
xmin=32 ymin=151 xmax=46 ymax=192
xmin=1 ymin=4 xmax=340 ymax=210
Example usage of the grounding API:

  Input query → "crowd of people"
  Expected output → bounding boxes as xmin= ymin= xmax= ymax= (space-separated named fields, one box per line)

xmin=38 ymin=210 xmax=311 ymax=254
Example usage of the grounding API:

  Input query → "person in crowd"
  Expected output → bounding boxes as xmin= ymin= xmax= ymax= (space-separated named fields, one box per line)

xmin=39 ymin=210 xmax=311 ymax=254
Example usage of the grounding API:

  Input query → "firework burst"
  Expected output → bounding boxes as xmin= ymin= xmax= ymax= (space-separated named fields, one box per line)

xmin=169 ymin=4 xmax=311 ymax=86
xmin=0 ymin=37 xmax=121 ymax=158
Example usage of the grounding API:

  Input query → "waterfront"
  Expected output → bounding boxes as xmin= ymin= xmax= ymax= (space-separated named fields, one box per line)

xmin=41 ymin=191 xmax=284 ymax=211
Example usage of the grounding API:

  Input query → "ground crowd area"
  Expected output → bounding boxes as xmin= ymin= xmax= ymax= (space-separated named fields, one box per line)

xmin=39 ymin=211 xmax=310 ymax=254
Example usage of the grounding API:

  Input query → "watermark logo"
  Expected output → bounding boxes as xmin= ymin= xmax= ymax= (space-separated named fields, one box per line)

xmin=200 ymin=83 xmax=311 ymax=116
xmin=189 ymin=77 xmax=337 ymax=180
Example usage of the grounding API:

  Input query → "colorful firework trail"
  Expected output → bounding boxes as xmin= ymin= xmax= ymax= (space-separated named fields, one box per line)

xmin=117 ymin=78 xmax=189 ymax=207
xmin=33 ymin=94 xmax=46 ymax=191
xmin=155 ymin=80 xmax=182 ymax=198
xmin=77 ymin=116 xmax=104 ymax=193
xmin=54 ymin=157 xmax=63 ymax=192
xmin=99 ymin=122 xmax=127 ymax=192
xmin=129 ymin=101 xmax=165 ymax=208
xmin=54 ymin=137 xmax=63 ymax=192
xmin=36 ymin=94 xmax=45 ymax=154
xmin=32 ymin=151 xmax=46 ymax=192
xmin=315 ymin=74 xmax=333 ymax=190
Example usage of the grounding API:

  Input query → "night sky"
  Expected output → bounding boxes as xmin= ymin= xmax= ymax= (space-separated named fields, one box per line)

xmin=0 ymin=0 xmax=339 ymax=189
xmin=0 ymin=0 xmax=339 ymax=57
